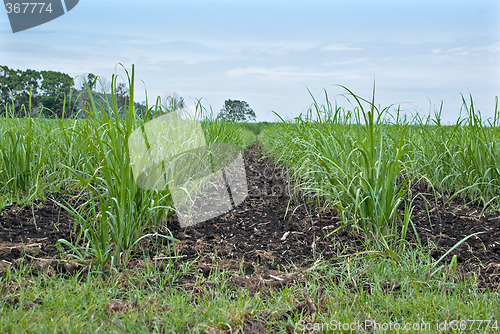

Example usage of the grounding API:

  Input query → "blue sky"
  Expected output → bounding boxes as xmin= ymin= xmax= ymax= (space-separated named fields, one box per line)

xmin=1 ymin=0 xmax=499 ymax=122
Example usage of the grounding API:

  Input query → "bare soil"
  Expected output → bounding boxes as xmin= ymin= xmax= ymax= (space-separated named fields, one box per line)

xmin=1 ymin=142 xmax=499 ymax=290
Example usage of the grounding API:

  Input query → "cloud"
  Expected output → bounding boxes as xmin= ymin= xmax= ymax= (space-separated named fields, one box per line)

xmin=322 ymin=43 xmax=360 ymax=52
xmin=238 ymin=42 xmax=316 ymax=55
xmin=114 ymin=39 xmax=236 ymax=65
xmin=431 ymin=41 xmax=500 ymax=59
xmin=227 ymin=66 xmax=364 ymax=82
xmin=324 ymin=58 xmax=369 ymax=66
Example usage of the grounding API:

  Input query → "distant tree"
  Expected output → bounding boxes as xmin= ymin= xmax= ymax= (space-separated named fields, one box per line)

xmin=85 ymin=73 xmax=97 ymax=92
xmin=19 ymin=69 xmax=42 ymax=109
xmin=218 ymin=99 xmax=256 ymax=122
xmin=77 ymin=73 xmax=98 ymax=116
xmin=134 ymin=101 xmax=149 ymax=118
xmin=0 ymin=65 xmax=41 ymax=115
xmin=0 ymin=67 xmax=150 ymax=119
xmin=75 ymin=73 xmax=96 ymax=93
xmin=97 ymin=77 xmax=111 ymax=94
xmin=115 ymin=82 xmax=129 ymax=110
xmin=39 ymin=70 xmax=76 ymax=117
xmin=0 ymin=66 xmax=15 ymax=110
xmin=164 ymin=92 xmax=185 ymax=112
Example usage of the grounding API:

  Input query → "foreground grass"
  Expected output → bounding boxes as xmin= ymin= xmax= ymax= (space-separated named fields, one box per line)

xmin=1 ymin=248 xmax=499 ymax=333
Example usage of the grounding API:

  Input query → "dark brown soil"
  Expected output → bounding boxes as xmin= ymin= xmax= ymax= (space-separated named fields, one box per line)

xmin=0 ymin=142 xmax=499 ymax=290
xmin=408 ymin=189 xmax=500 ymax=289
xmin=0 ymin=195 xmax=73 ymax=261
xmin=167 ymin=142 xmax=350 ymax=269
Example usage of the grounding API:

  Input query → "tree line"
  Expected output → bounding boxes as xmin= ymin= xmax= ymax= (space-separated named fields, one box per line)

xmin=1 ymin=65 xmax=75 ymax=117
xmin=1 ymin=65 xmax=257 ymax=121
xmin=0 ymin=66 xmax=140 ymax=118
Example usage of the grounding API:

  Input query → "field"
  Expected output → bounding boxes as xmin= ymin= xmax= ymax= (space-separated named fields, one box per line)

xmin=1 ymin=77 xmax=500 ymax=333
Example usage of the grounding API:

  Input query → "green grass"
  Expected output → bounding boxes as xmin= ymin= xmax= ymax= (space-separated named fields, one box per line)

xmin=261 ymin=86 xmax=412 ymax=248
xmin=404 ymin=96 xmax=500 ymax=213
xmin=238 ymin=121 xmax=273 ymax=136
xmin=1 ymin=248 xmax=498 ymax=333
xmin=260 ymin=86 xmax=500 ymax=248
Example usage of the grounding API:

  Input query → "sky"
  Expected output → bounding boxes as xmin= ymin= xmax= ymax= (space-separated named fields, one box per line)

xmin=0 ymin=0 xmax=499 ymax=122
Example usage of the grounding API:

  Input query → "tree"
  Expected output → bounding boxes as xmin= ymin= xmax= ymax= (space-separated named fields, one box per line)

xmin=164 ymin=92 xmax=185 ymax=112
xmin=0 ymin=65 xmax=41 ymax=115
xmin=39 ymin=70 xmax=76 ymax=117
xmin=218 ymin=99 xmax=256 ymax=122
xmin=85 ymin=73 xmax=97 ymax=92
xmin=0 ymin=66 xmax=15 ymax=109
xmin=75 ymin=73 xmax=100 ymax=117
xmin=134 ymin=101 xmax=148 ymax=118
xmin=115 ymin=82 xmax=129 ymax=110
xmin=19 ymin=69 xmax=42 ymax=110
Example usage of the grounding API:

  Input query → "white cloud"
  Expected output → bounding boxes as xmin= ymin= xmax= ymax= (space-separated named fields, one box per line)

xmin=324 ymin=58 xmax=369 ymax=66
xmin=227 ymin=66 xmax=364 ymax=82
xmin=239 ymin=42 xmax=316 ymax=55
xmin=322 ymin=43 xmax=360 ymax=52
xmin=430 ymin=41 xmax=500 ymax=59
